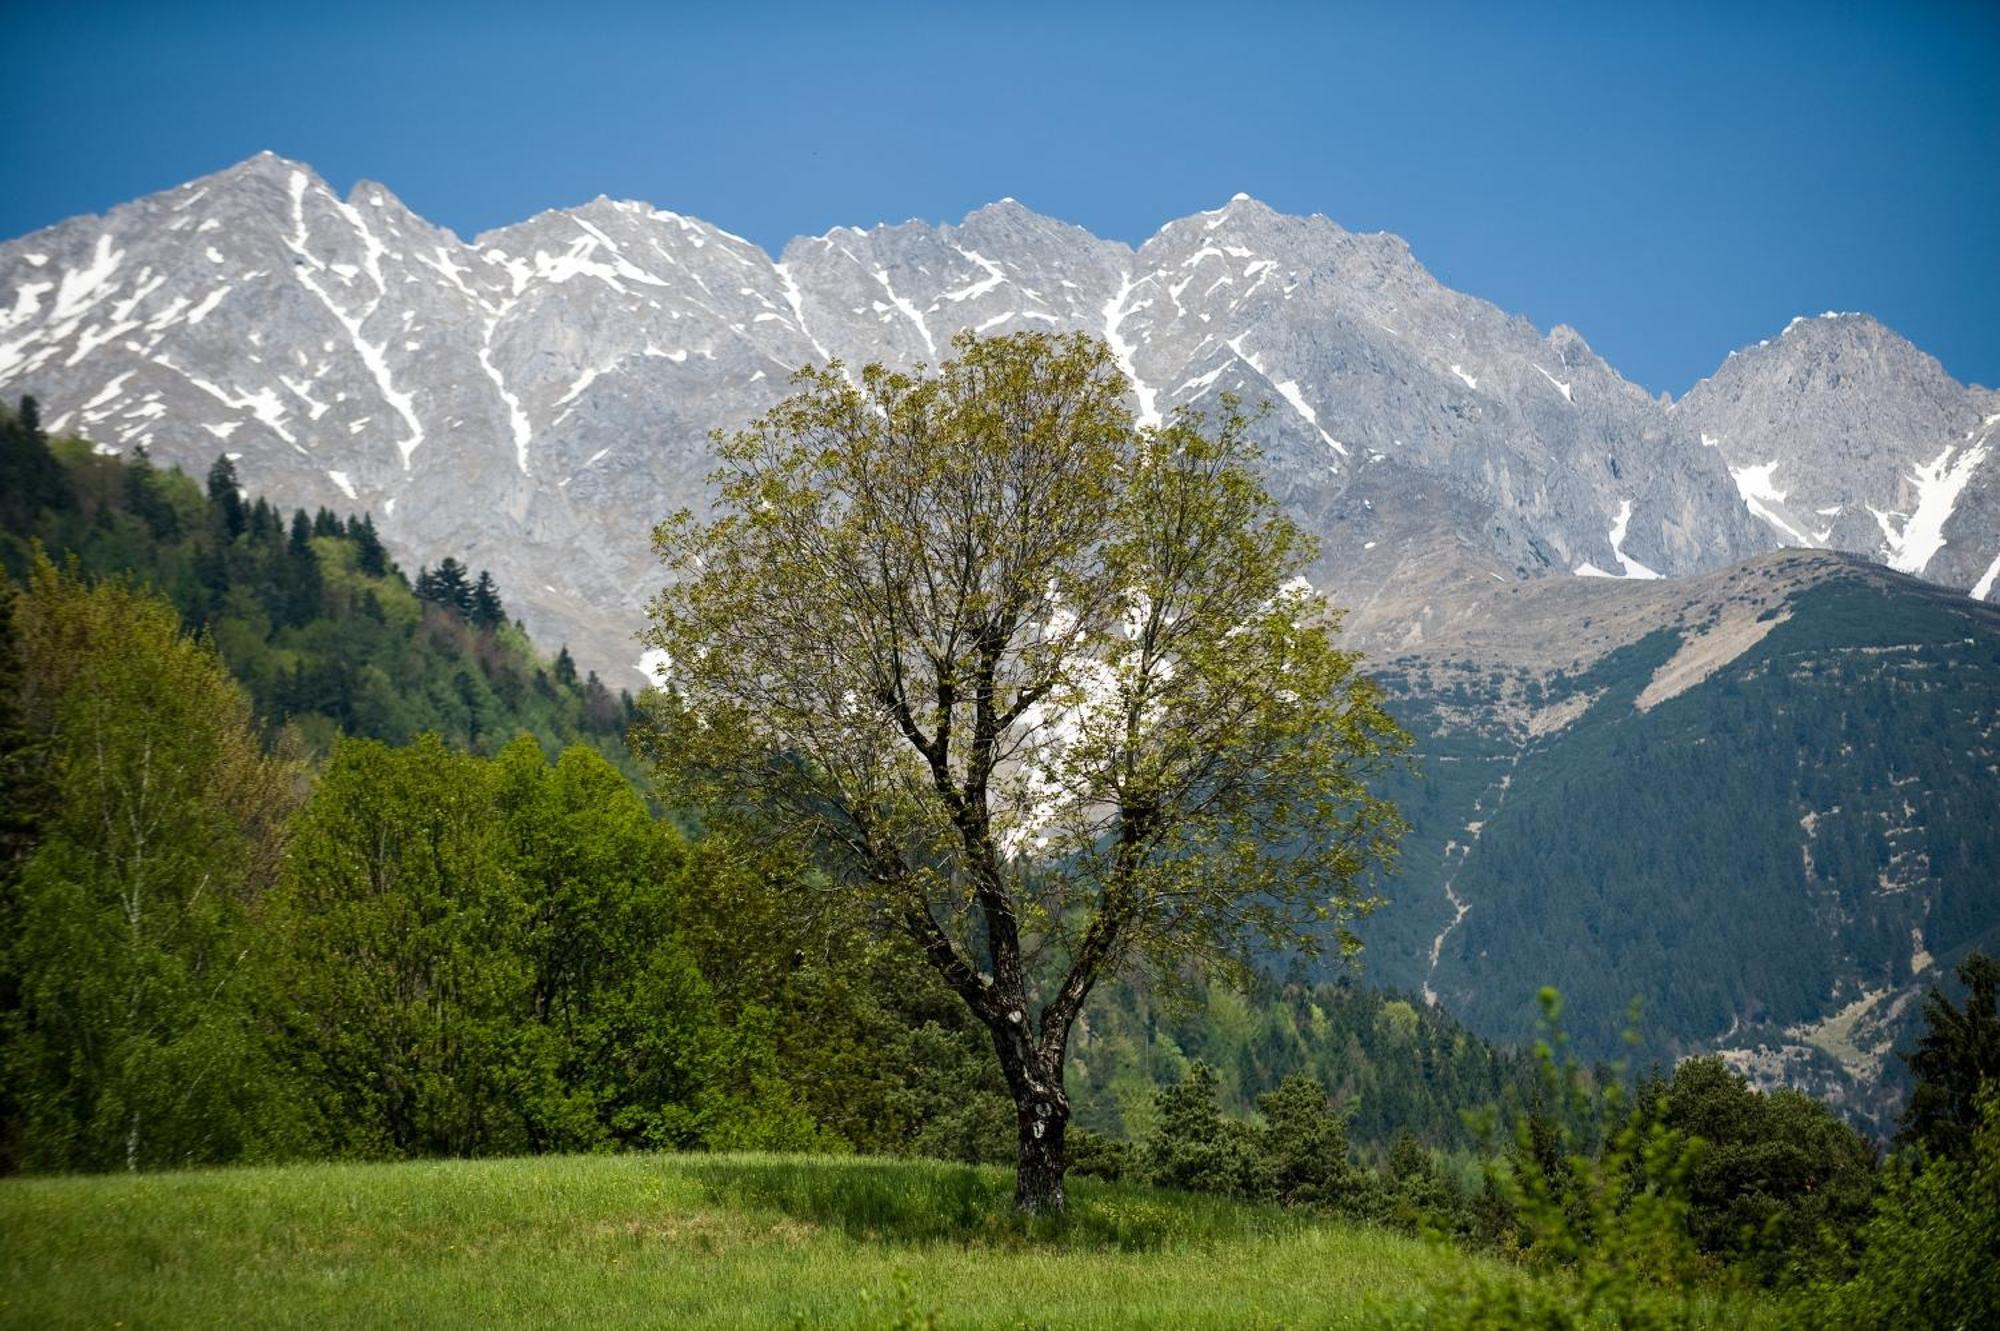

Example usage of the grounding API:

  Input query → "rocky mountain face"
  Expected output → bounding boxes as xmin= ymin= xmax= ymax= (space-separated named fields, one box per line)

xmin=4 ymin=153 xmax=1993 ymax=682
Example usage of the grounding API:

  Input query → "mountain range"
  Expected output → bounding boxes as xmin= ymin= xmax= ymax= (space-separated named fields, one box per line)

xmin=2 ymin=152 xmax=1994 ymax=684
xmin=3 ymin=153 xmax=1994 ymax=1121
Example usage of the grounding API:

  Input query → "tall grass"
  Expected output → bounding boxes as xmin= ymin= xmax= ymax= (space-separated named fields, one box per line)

xmin=0 ymin=1150 xmax=1787 ymax=1329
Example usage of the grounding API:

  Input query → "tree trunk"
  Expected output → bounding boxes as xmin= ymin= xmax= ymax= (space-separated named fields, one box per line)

xmin=1012 ymin=1073 xmax=1071 ymax=1214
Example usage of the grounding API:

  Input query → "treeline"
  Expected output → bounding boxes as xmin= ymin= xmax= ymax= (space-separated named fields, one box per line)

xmin=0 ymin=533 xmax=1564 ymax=1180
xmin=0 ymin=398 xmax=631 ymax=759
xmin=0 ymin=555 xmax=978 ymax=1169
xmin=1071 ymin=976 xmax=1545 ymax=1159
xmin=1080 ymin=976 xmax=1997 ymax=1327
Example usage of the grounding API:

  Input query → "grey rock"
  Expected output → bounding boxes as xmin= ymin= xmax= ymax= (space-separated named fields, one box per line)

xmin=1 ymin=153 xmax=1993 ymax=680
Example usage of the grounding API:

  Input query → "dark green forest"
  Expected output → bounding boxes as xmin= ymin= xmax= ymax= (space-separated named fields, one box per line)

xmin=1363 ymin=575 xmax=2000 ymax=1076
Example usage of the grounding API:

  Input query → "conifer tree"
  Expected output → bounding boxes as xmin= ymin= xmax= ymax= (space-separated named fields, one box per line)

xmin=249 ymin=498 xmax=278 ymax=543
xmin=351 ymin=514 xmax=388 ymax=578
xmin=1899 ymin=952 xmax=2000 ymax=1161
xmin=470 ymin=570 xmax=505 ymax=630
xmin=427 ymin=557 xmax=472 ymax=617
xmin=2 ymin=398 xmax=72 ymax=529
xmin=205 ymin=455 xmax=247 ymax=541
xmin=122 ymin=447 xmax=179 ymax=540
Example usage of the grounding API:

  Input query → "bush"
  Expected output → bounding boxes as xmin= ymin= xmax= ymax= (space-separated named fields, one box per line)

xmin=1819 ymin=1087 xmax=2000 ymax=1330
xmin=1256 ymin=1075 xmax=1373 ymax=1213
xmin=1140 ymin=1062 xmax=1266 ymax=1198
xmin=1639 ymin=1056 xmax=1877 ymax=1284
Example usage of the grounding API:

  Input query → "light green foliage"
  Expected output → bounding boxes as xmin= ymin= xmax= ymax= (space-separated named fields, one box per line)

xmin=0 ymin=418 xmax=633 ymax=765
xmin=267 ymin=735 xmax=758 ymax=1158
xmin=1069 ymin=976 xmax=1544 ymax=1156
xmin=1 ymin=556 xmax=301 ymax=1171
xmin=1819 ymin=1087 xmax=2000 ymax=1330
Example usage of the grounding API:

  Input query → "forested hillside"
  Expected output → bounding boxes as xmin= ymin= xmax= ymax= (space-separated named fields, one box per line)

xmin=1361 ymin=558 xmax=2000 ymax=1124
xmin=0 ymin=396 xmax=634 ymax=763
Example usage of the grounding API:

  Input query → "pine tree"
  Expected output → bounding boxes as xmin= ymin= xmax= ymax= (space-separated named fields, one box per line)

xmin=206 ymin=455 xmax=248 ymax=541
xmin=1899 ymin=952 xmax=2000 ymax=1161
xmin=312 ymin=507 xmax=341 ymax=538
xmin=470 ymin=570 xmax=505 ymax=631
xmin=2 ymin=398 xmax=72 ymax=530
xmin=351 ymin=514 xmax=388 ymax=578
xmin=553 ymin=645 xmax=578 ymax=688
xmin=427 ymin=557 xmax=472 ymax=618
xmin=249 ymin=497 xmax=278 ymax=543
xmin=582 ymin=670 xmax=621 ymax=732
xmin=122 ymin=448 xmax=179 ymax=540
xmin=283 ymin=510 xmax=323 ymax=627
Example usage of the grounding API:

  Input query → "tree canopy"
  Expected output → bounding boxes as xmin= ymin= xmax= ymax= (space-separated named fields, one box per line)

xmin=646 ymin=330 xmax=1406 ymax=1209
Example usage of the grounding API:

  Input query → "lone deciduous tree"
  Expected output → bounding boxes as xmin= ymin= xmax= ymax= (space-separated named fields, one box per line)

xmin=645 ymin=331 xmax=1405 ymax=1212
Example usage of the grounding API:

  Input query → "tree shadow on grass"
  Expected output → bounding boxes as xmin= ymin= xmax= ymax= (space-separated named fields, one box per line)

xmin=685 ymin=1156 xmax=1300 ymax=1253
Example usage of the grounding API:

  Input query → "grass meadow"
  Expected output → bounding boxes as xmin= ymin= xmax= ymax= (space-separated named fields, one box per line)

xmin=0 ymin=1152 xmax=1759 ymax=1329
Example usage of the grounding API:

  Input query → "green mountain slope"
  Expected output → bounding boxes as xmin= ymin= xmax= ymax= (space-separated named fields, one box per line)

xmin=0 ymin=399 xmax=635 ymax=766
xmin=1357 ymin=552 xmax=2000 ymax=1124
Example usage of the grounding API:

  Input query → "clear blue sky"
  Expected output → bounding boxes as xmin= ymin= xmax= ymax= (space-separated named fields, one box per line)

xmin=3 ymin=0 xmax=1993 ymax=395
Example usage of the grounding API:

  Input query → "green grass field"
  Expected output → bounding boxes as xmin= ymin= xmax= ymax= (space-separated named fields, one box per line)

xmin=0 ymin=1152 xmax=1503 ymax=1329
xmin=0 ymin=1152 xmax=1770 ymax=1329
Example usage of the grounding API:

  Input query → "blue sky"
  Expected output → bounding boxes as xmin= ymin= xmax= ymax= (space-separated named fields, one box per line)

xmin=2 ymin=0 xmax=1993 ymax=395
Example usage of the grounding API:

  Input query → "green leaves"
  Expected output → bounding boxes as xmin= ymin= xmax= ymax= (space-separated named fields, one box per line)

xmin=648 ymin=333 xmax=1407 ymax=1044
xmin=268 ymin=735 xmax=731 ymax=1158
xmin=3 ymin=555 xmax=300 ymax=1171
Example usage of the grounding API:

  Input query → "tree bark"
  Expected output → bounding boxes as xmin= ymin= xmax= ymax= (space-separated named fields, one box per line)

xmin=1015 ymin=1092 xmax=1069 ymax=1213
xmin=1000 ymin=1043 xmax=1071 ymax=1214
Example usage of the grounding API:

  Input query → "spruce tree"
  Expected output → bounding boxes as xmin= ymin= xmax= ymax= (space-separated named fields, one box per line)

xmin=470 ymin=570 xmax=505 ymax=631
xmin=1899 ymin=952 xmax=2000 ymax=1161
xmin=554 ymin=645 xmax=578 ymax=688
xmin=249 ymin=497 xmax=278 ymax=543
xmin=2 ymin=397 xmax=72 ymax=529
xmin=205 ymin=455 xmax=247 ymax=541
xmin=122 ymin=448 xmax=179 ymax=540
xmin=429 ymin=557 xmax=472 ymax=618
xmin=352 ymin=515 xmax=388 ymax=578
